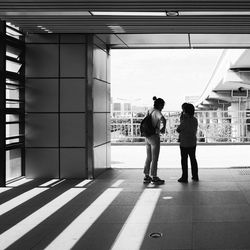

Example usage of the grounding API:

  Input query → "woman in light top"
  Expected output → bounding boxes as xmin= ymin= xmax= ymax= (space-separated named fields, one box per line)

xmin=143 ymin=96 xmax=166 ymax=185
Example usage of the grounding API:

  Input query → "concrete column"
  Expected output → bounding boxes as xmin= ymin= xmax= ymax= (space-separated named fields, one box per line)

xmin=217 ymin=107 xmax=223 ymax=124
xmin=229 ymin=102 xmax=241 ymax=142
xmin=207 ymin=111 xmax=215 ymax=143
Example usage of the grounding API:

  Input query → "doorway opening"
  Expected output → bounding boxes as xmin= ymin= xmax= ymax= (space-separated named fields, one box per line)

xmin=110 ymin=49 xmax=250 ymax=169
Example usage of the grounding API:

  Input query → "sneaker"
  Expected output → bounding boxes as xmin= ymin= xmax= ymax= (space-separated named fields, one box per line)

xmin=151 ymin=177 xmax=165 ymax=185
xmin=143 ymin=175 xmax=152 ymax=184
xmin=178 ymin=178 xmax=188 ymax=183
xmin=192 ymin=176 xmax=199 ymax=182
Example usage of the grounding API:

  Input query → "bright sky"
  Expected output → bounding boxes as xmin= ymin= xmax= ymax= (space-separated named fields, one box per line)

xmin=111 ymin=49 xmax=223 ymax=110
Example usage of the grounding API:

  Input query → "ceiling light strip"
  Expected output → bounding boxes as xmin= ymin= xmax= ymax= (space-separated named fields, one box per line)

xmin=92 ymin=11 xmax=250 ymax=16
xmin=91 ymin=11 xmax=166 ymax=16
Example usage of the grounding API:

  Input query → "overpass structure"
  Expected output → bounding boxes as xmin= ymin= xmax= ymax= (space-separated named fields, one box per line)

xmin=194 ymin=49 xmax=250 ymax=142
xmin=195 ymin=49 xmax=250 ymax=111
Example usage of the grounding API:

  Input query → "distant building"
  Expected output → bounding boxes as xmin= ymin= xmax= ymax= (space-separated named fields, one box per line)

xmin=111 ymin=98 xmax=132 ymax=117
xmin=131 ymin=105 xmax=148 ymax=114
xmin=185 ymin=96 xmax=200 ymax=105
xmin=111 ymin=98 xmax=149 ymax=117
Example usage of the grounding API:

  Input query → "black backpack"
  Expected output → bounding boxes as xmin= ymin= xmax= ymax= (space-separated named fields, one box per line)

xmin=140 ymin=111 xmax=156 ymax=137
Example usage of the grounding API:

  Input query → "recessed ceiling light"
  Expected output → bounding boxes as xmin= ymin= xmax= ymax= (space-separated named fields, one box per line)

xmin=166 ymin=11 xmax=179 ymax=17
xmin=91 ymin=11 xmax=166 ymax=16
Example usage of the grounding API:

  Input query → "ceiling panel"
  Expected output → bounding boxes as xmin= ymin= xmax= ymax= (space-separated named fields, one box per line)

xmin=116 ymin=34 xmax=189 ymax=48
xmin=191 ymin=34 xmax=250 ymax=48
xmin=96 ymin=34 xmax=127 ymax=47
xmin=1 ymin=1 xmax=250 ymax=48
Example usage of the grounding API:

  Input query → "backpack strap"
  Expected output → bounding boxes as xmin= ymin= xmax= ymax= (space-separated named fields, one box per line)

xmin=148 ymin=109 xmax=155 ymax=116
xmin=148 ymin=109 xmax=156 ymax=129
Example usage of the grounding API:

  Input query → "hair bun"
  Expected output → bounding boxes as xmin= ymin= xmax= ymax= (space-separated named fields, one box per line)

xmin=153 ymin=96 xmax=157 ymax=100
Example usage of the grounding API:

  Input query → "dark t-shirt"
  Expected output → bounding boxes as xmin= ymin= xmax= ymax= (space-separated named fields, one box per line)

xmin=177 ymin=116 xmax=198 ymax=147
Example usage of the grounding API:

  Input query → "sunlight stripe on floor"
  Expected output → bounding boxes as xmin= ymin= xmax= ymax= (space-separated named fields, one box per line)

xmin=111 ymin=180 xmax=124 ymax=187
xmin=111 ymin=188 xmax=161 ymax=250
xmin=0 ymin=188 xmax=85 ymax=249
xmin=39 ymin=179 xmax=59 ymax=187
xmin=0 ymin=187 xmax=49 ymax=216
xmin=50 ymin=179 xmax=66 ymax=187
xmin=7 ymin=178 xmax=33 ymax=187
xmin=44 ymin=188 xmax=122 ymax=250
xmin=0 ymin=187 xmax=12 ymax=194
xmin=75 ymin=179 xmax=92 ymax=187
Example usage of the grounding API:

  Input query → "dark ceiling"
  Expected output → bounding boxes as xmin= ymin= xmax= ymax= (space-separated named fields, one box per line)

xmin=1 ymin=1 xmax=250 ymax=48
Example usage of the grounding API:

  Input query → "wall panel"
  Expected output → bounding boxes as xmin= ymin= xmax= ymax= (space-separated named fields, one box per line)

xmin=92 ymin=36 xmax=111 ymax=177
xmin=60 ymin=148 xmax=86 ymax=178
xmin=93 ymin=46 xmax=107 ymax=80
xmin=26 ymin=79 xmax=58 ymax=112
xmin=60 ymin=114 xmax=86 ymax=147
xmin=26 ymin=148 xmax=59 ymax=178
xmin=60 ymin=44 xmax=86 ymax=77
xmin=26 ymin=44 xmax=59 ymax=77
xmin=25 ymin=34 xmax=59 ymax=44
xmin=60 ymin=79 xmax=86 ymax=112
xmin=26 ymin=34 xmax=88 ymax=178
xmin=93 ymin=79 xmax=107 ymax=112
xmin=93 ymin=113 xmax=107 ymax=147
xmin=25 ymin=114 xmax=58 ymax=147
xmin=94 ymin=144 xmax=107 ymax=176
xmin=60 ymin=34 xmax=86 ymax=44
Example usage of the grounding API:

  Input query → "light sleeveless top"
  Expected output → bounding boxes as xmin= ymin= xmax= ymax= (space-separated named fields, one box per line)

xmin=148 ymin=108 xmax=163 ymax=135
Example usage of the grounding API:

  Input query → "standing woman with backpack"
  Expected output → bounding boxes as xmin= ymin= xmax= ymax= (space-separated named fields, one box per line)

xmin=143 ymin=96 xmax=166 ymax=185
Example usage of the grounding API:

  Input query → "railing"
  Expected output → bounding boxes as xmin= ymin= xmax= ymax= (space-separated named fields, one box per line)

xmin=111 ymin=110 xmax=250 ymax=144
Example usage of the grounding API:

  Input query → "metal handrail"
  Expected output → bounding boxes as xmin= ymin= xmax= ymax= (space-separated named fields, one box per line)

xmin=111 ymin=110 xmax=250 ymax=144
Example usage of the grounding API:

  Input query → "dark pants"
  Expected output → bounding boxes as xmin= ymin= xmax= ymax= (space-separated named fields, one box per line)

xmin=180 ymin=146 xmax=198 ymax=180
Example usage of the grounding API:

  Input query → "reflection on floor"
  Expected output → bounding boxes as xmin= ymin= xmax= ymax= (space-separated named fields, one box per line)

xmin=1 ymin=168 xmax=250 ymax=250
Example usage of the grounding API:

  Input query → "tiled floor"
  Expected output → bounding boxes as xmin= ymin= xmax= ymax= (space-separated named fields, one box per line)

xmin=1 ymin=168 xmax=250 ymax=250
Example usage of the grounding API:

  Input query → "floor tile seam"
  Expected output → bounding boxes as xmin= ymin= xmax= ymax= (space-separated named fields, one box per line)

xmin=192 ymin=221 xmax=250 ymax=226
xmin=192 ymin=204 xmax=250 ymax=208
xmin=155 ymin=204 xmax=194 ymax=207
xmin=241 ymin=192 xmax=250 ymax=205
xmin=191 ymin=218 xmax=196 ymax=250
xmin=192 ymin=219 xmax=250 ymax=223
xmin=191 ymin=247 xmax=250 ymax=250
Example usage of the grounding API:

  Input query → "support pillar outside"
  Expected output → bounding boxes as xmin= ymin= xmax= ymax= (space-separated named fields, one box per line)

xmin=229 ymin=102 xmax=241 ymax=142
